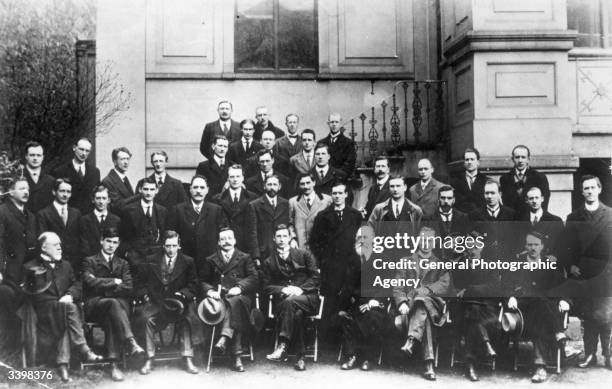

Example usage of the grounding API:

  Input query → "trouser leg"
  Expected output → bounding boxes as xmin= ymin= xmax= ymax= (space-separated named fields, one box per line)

xmin=180 ymin=322 xmax=194 ymax=358
xmin=230 ymin=331 xmax=242 ymax=356
xmin=583 ymin=319 xmax=599 ymax=357
xmin=56 ymin=330 xmax=71 ymax=365
xmin=600 ymin=324 xmax=611 ymax=357
xmin=421 ymin=316 xmax=435 ymax=361
xmin=219 ymin=309 xmax=234 ymax=339
xmin=407 ymin=303 xmax=428 ymax=342
xmin=340 ymin=314 xmax=358 ymax=357
xmin=62 ymin=301 xmax=87 ymax=348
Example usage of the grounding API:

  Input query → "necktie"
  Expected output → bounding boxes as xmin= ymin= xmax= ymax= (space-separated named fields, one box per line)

xmin=336 ymin=210 xmax=342 ymax=222
xmin=395 ymin=204 xmax=400 ymax=218
xmin=99 ymin=214 xmax=105 ymax=224
xmin=158 ymin=177 xmax=163 ymax=187
xmin=319 ymin=169 xmax=325 ymax=180
xmin=271 ymin=199 xmax=276 ymax=209
xmin=61 ymin=206 xmax=67 ymax=225
xmin=223 ymin=123 xmax=228 ymax=136
xmin=233 ymin=193 xmax=239 ymax=204
xmin=532 ymin=215 xmax=539 ymax=225
xmin=78 ymin=165 xmax=84 ymax=179
xmin=167 ymin=257 xmax=172 ymax=270
xmin=146 ymin=206 xmax=151 ymax=219
xmin=245 ymin=140 xmax=250 ymax=152
xmin=219 ymin=160 xmax=225 ymax=170
xmin=467 ymin=175 xmax=474 ymax=190
xmin=123 ymin=176 xmax=132 ymax=192
xmin=306 ymin=197 xmax=312 ymax=210
xmin=194 ymin=204 xmax=201 ymax=215
xmin=306 ymin=154 xmax=312 ymax=168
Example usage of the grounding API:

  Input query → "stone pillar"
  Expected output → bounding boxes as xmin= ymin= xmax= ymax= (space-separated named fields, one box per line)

xmin=441 ymin=0 xmax=578 ymax=218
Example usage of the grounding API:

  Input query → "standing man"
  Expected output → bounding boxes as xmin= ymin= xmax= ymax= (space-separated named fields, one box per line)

xmin=318 ymin=113 xmax=356 ymax=177
xmin=274 ymin=114 xmax=303 ymax=162
xmin=311 ymin=143 xmax=347 ymax=197
xmin=450 ymin=147 xmax=489 ymax=213
xmin=134 ymin=231 xmax=202 ymax=375
xmin=426 ymin=186 xmax=471 ymax=242
xmin=119 ymin=177 xmax=167 ymax=274
xmin=200 ymin=227 xmax=258 ymax=372
xmin=289 ymin=172 xmax=332 ymax=250
xmin=52 ymin=137 xmax=100 ymax=215
xmin=263 ymin=224 xmax=320 ymax=371
xmin=139 ymin=151 xmax=188 ymax=209
xmin=196 ymin=135 xmax=229 ymax=198
xmin=200 ymin=100 xmax=241 ymax=160
xmin=289 ymin=129 xmax=317 ymax=176
xmin=79 ymin=184 xmax=121 ymax=258
xmin=517 ymin=186 xmax=564 ymax=257
xmin=212 ymin=165 xmax=258 ymax=253
xmin=409 ymin=158 xmax=445 ymax=219
xmin=0 ymin=177 xmax=37 ymax=349
xmin=246 ymin=129 xmax=290 ymax=177
xmin=227 ymin=119 xmax=263 ymax=166
xmin=564 ymin=175 xmax=612 ymax=370
xmin=248 ymin=175 xmax=290 ymax=266
xmin=500 ymin=145 xmax=550 ymax=213
xmin=168 ymin=175 xmax=227 ymax=260
xmin=245 ymin=149 xmax=291 ymax=198
xmin=23 ymin=232 xmax=102 ymax=382
xmin=82 ymin=227 xmax=144 ymax=381
xmin=362 ymin=156 xmax=391 ymax=219
xmin=22 ymin=141 xmax=54 ymax=213
xmin=368 ymin=175 xmax=423 ymax=237
xmin=36 ymin=178 xmax=82 ymax=273
xmin=253 ymin=106 xmax=285 ymax=141
xmin=101 ymin=147 xmax=139 ymax=214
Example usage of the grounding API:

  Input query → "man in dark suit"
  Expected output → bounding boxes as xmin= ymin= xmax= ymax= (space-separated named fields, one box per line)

xmin=119 ymin=177 xmax=167 ymax=274
xmin=23 ymin=232 xmax=102 ymax=382
xmin=22 ymin=141 xmax=54 ymax=213
xmin=212 ymin=165 xmax=258 ymax=252
xmin=248 ymin=175 xmax=290 ymax=265
xmin=245 ymin=149 xmax=291 ymax=199
xmin=310 ymin=181 xmax=362 ymax=337
xmin=196 ymin=135 xmax=229 ymax=198
xmin=311 ymin=143 xmax=347 ymax=197
xmin=450 ymin=147 xmax=489 ymax=213
xmin=52 ymin=138 xmax=100 ymax=214
xmin=133 ymin=231 xmax=202 ymax=375
xmin=101 ymin=147 xmax=139 ymax=214
xmin=168 ymin=175 xmax=227 ymax=260
xmin=289 ymin=129 xmax=317 ymax=177
xmin=80 ymin=184 xmax=121 ymax=258
xmin=36 ymin=178 xmax=82 ymax=273
xmin=200 ymin=100 xmax=241 ymax=160
xmin=0 ymin=177 xmax=37 ymax=350
xmin=200 ymin=227 xmax=258 ymax=372
xmin=517 ymin=186 xmax=564 ymax=257
xmin=253 ymin=106 xmax=285 ymax=141
xmin=138 ymin=151 xmax=187 ymax=209
xmin=82 ymin=227 xmax=144 ymax=381
xmin=274 ymin=113 xmax=302 ymax=162
xmin=245 ymin=129 xmax=291 ymax=177
xmin=500 ymin=145 xmax=550 ymax=213
xmin=362 ymin=156 xmax=391 ymax=219
xmin=227 ymin=119 xmax=263 ymax=166
xmin=409 ymin=158 xmax=445 ymax=219
xmin=318 ymin=113 xmax=356 ymax=177
xmin=264 ymin=224 xmax=320 ymax=371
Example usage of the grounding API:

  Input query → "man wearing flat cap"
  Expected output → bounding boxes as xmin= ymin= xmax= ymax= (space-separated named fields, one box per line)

xmin=133 ymin=230 xmax=202 ymax=375
xmin=199 ymin=227 xmax=258 ymax=372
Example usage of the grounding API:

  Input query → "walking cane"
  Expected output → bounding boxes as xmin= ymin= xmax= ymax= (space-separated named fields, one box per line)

xmin=206 ymin=284 xmax=222 ymax=373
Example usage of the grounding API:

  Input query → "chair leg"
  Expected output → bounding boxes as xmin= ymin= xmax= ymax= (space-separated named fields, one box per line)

xmin=434 ymin=342 xmax=439 ymax=368
xmin=491 ymin=356 xmax=496 ymax=371
xmin=249 ymin=342 xmax=254 ymax=361
xmin=513 ymin=341 xmax=519 ymax=372
xmin=313 ymin=325 xmax=318 ymax=363
xmin=337 ymin=344 xmax=343 ymax=362
xmin=450 ymin=343 xmax=455 ymax=368
xmin=377 ymin=347 xmax=383 ymax=366
xmin=206 ymin=326 xmax=215 ymax=373
xmin=21 ymin=346 xmax=27 ymax=368
xmin=556 ymin=347 xmax=561 ymax=374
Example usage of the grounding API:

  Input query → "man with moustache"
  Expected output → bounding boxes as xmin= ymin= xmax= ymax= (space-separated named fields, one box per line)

xmin=22 ymin=141 xmax=54 ymax=213
xmin=23 ymin=232 xmax=102 ymax=382
xmin=200 ymin=228 xmax=258 ymax=372
xmin=500 ymin=145 xmax=550 ymax=213
xmin=36 ymin=178 xmax=82 ymax=273
xmin=168 ymin=175 xmax=227 ymax=260
xmin=274 ymin=114 xmax=303 ymax=162
xmin=82 ymin=227 xmax=144 ymax=381
xmin=362 ymin=156 xmax=391 ymax=219
xmin=289 ymin=129 xmax=317 ymax=176
xmin=227 ymin=119 xmax=263 ymax=166
xmin=248 ymin=175 xmax=290 ymax=267
xmin=212 ymin=165 xmax=257 ymax=252
xmin=253 ymin=106 xmax=285 ymax=141
xmin=289 ymin=172 xmax=332 ymax=250
xmin=245 ymin=149 xmax=291 ymax=199
xmin=426 ymin=186 xmax=471 ymax=258
xmin=79 ymin=184 xmax=121 ymax=258
xmin=318 ymin=113 xmax=356 ymax=177
xmin=52 ymin=138 xmax=100 ymax=214
xmin=0 ymin=177 xmax=37 ymax=349
xmin=450 ymin=147 xmax=489 ymax=213
xmin=196 ymin=136 xmax=230 ymax=198
xmin=409 ymin=158 xmax=445 ymax=219
xmin=101 ymin=147 xmax=139 ymax=214
xmin=138 ymin=151 xmax=188 ymax=209
xmin=200 ymin=100 xmax=241 ymax=160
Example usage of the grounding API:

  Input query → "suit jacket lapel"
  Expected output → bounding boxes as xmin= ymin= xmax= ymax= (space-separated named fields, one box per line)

xmin=96 ymin=252 xmax=111 ymax=270
xmin=7 ymin=201 xmax=26 ymax=226
xmin=168 ymin=254 xmax=186 ymax=282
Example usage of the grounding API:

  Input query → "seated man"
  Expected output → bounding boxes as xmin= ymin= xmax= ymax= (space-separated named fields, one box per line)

xmin=82 ymin=227 xmax=145 ymax=381
xmin=503 ymin=231 xmax=578 ymax=383
xmin=200 ymin=227 xmax=258 ymax=372
xmin=263 ymin=224 xmax=320 ymax=371
xmin=23 ymin=232 xmax=102 ymax=382
xmin=393 ymin=226 xmax=451 ymax=381
xmin=134 ymin=230 xmax=203 ymax=375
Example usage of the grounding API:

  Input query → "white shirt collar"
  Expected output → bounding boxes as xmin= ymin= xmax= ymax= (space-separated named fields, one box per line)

xmin=466 ymin=170 xmax=477 ymax=179
xmin=317 ymin=165 xmax=329 ymax=176
xmin=222 ymin=249 xmax=234 ymax=261
xmin=113 ymin=168 xmax=126 ymax=180
xmin=229 ymin=187 xmax=241 ymax=198
xmin=165 ymin=254 xmax=177 ymax=266
xmin=377 ymin=175 xmax=389 ymax=187
xmin=219 ymin=118 xmax=231 ymax=127
xmin=94 ymin=209 xmax=108 ymax=218
xmin=265 ymin=194 xmax=277 ymax=205
xmin=213 ymin=155 xmax=225 ymax=166
xmin=391 ymin=198 xmax=404 ymax=212
xmin=72 ymin=159 xmax=85 ymax=173
xmin=487 ymin=205 xmax=500 ymax=217
xmin=26 ymin=166 xmax=41 ymax=180
xmin=53 ymin=201 xmax=67 ymax=214
xmin=154 ymin=172 xmax=166 ymax=183
xmin=585 ymin=201 xmax=600 ymax=212
xmin=141 ymin=200 xmax=153 ymax=213
xmin=420 ymin=178 xmax=431 ymax=189
xmin=530 ymin=208 xmax=543 ymax=220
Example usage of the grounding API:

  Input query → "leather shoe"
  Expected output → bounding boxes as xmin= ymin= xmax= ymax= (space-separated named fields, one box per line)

xmin=360 ymin=360 xmax=371 ymax=371
xmin=58 ymin=364 xmax=70 ymax=382
xmin=563 ymin=344 xmax=581 ymax=359
xmin=467 ymin=363 xmax=479 ymax=382
xmin=423 ymin=361 xmax=436 ymax=381
xmin=214 ymin=336 xmax=228 ymax=355
xmin=294 ymin=357 xmax=306 ymax=371
xmin=81 ymin=348 xmax=103 ymax=362
xmin=266 ymin=342 xmax=287 ymax=361
xmin=578 ymin=354 xmax=598 ymax=368
xmin=140 ymin=359 xmax=152 ymax=375
xmin=126 ymin=337 xmax=145 ymax=357
xmin=231 ymin=356 xmax=245 ymax=372
xmin=400 ymin=337 xmax=414 ymax=356
xmin=341 ymin=355 xmax=357 ymax=370
xmin=110 ymin=363 xmax=124 ymax=382
xmin=531 ymin=366 xmax=547 ymax=383
xmin=484 ymin=341 xmax=497 ymax=358
xmin=605 ymin=356 xmax=611 ymax=370
xmin=185 ymin=357 xmax=199 ymax=374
